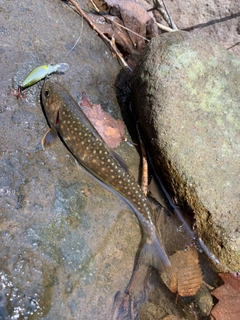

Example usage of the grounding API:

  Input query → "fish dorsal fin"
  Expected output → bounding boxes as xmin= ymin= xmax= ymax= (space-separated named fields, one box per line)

xmin=109 ymin=148 xmax=128 ymax=171
xmin=42 ymin=127 xmax=58 ymax=150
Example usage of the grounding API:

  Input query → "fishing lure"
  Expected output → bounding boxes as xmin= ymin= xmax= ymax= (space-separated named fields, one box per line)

xmin=13 ymin=63 xmax=69 ymax=98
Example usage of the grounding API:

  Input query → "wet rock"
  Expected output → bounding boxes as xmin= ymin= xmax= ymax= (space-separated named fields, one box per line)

xmin=194 ymin=285 xmax=213 ymax=316
xmin=131 ymin=31 xmax=240 ymax=271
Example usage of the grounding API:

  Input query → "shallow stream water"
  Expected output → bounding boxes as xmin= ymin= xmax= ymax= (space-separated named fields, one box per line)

xmin=0 ymin=0 xmax=227 ymax=319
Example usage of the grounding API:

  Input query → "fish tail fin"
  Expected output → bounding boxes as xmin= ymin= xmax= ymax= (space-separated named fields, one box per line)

xmin=139 ymin=235 xmax=171 ymax=271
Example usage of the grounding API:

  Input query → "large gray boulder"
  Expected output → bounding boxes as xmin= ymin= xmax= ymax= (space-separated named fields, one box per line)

xmin=131 ymin=31 xmax=240 ymax=271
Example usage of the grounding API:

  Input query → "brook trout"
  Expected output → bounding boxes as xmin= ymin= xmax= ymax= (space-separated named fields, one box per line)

xmin=41 ymin=80 xmax=171 ymax=270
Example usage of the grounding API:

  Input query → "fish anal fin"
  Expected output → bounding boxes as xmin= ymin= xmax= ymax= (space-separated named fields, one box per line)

xmin=139 ymin=236 xmax=171 ymax=272
xmin=42 ymin=127 xmax=58 ymax=150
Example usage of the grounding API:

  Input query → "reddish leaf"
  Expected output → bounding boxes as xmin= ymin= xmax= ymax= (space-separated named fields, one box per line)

xmin=80 ymin=92 xmax=125 ymax=148
xmin=211 ymin=273 xmax=240 ymax=320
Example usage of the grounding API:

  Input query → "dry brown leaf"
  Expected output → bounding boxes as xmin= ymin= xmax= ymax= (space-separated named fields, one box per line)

xmin=88 ymin=13 xmax=135 ymax=55
xmin=106 ymin=0 xmax=156 ymax=49
xmin=211 ymin=273 xmax=240 ymax=320
xmin=80 ymin=92 xmax=125 ymax=148
xmin=160 ymin=246 xmax=202 ymax=297
xmin=90 ymin=0 xmax=158 ymax=66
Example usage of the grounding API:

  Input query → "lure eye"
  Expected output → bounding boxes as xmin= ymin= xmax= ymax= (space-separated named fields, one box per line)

xmin=44 ymin=90 xmax=50 ymax=98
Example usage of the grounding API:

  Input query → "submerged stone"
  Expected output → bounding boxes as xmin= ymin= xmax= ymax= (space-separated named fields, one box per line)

xmin=131 ymin=31 xmax=240 ymax=271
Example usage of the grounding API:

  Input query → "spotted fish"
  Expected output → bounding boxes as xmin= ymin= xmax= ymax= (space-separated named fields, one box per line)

xmin=41 ymin=80 xmax=171 ymax=270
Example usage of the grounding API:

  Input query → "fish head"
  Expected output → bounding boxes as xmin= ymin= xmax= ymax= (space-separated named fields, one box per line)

xmin=41 ymin=79 xmax=62 ymax=128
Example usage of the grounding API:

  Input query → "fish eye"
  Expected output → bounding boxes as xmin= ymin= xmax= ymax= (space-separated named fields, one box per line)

xmin=44 ymin=90 xmax=50 ymax=98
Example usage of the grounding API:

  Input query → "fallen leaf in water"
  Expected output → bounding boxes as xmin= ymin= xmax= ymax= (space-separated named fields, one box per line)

xmin=160 ymin=246 xmax=202 ymax=297
xmin=80 ymin=92 xmax=125 ymax=148
xmin=211 ymin=273 xmax=240 ymax=320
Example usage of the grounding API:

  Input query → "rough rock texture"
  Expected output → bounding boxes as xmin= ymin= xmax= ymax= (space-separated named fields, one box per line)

xmin=131 ymin=31 xmax=240 ymax=271
xmin=151 ymin=0 xmax=240 ymax=58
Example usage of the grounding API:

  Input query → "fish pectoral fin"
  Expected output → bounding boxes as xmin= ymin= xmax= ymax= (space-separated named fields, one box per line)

xmin=42 ymin=127 xmax=58 ymax=150
xmin=139 ymin=236 xmax=171 ymax=272
xmin=109 ymin=148 xmax=129 ymax=171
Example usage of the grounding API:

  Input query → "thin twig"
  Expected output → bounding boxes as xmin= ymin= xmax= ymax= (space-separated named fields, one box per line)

xmin=148 ymin=0 xmax=170 ymax=25
xmin=89 ymin=0 xmax=99 ymax=12
xmin=66 ymin=0 xmax=132 ymax=71
xmin=162 ymin=0 xmax=178 ymax=30
xmin=155 ymin=22 xmax=176 ymax=32
xmin=64 ymin=15 xmax=84 ymax=58
xmin=136 ymin=124 xmax=148 ymax=196
xmin=105 ymin=17 xmax=150 ymax=42
xmin=149 ymin=0 xmax=178 ymax=31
